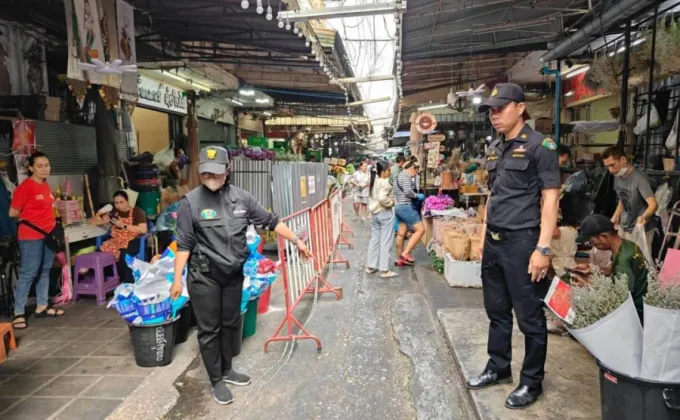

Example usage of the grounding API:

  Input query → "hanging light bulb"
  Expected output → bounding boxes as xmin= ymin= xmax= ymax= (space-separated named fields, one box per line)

xmin=256 ymin=0 xmax=264 ymax=14
xmin=266 ymin=5 xmax=273 ymax=20
xmin=293 ymin=25 xmax=299 ymax=34
xmin=298 ymin=31 xmax=303 ymax=38
xmin=241 ymin=0 xmax=249 ymax=9
xmin=285 ymin=20 xmax=291 ymax=31
xmin=278 ymin=20 xmax=284 ymax=28
xmin=305 ymin=40 xmax=310 ymax=47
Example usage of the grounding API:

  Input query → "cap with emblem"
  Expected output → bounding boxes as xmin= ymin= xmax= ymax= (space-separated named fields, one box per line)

xmin=199 ymin=146 xmax=229 ymax=174
xmin=479 ymin=83 xmax=531 ymax=120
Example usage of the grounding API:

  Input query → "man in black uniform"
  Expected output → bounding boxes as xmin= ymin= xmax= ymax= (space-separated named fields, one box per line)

xmin=466 ymin=83 xmax=561 ymax=409
xmin=170 ymin=146 xmax=312 ymax=405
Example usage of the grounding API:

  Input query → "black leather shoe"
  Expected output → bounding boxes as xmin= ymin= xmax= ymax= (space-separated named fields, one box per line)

xmin=466 ymin=369 xmax=512 ymax=389
xmin=504 ymin=384 xmax=543 ymax=409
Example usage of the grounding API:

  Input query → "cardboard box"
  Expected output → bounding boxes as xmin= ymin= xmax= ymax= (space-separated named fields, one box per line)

xmin=444 ymin=231 xmax=470 ymax=261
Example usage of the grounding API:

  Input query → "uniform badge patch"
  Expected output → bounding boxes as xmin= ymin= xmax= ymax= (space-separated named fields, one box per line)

xmin=200 ymin=209 xmax=217 ymax=220
xmin=491 ymin=88 xmax=498 ymax=97
xmin=520 ymin=133 xmax=527 ymax=139
xmin=206 ymin=148 xmax=217 ymax=160
xmin=542 ymin=138 xmax=557 ymax=150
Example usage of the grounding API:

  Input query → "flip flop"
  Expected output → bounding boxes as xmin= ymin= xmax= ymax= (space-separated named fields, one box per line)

xmin=400 ymin=253 xmax=415 ymax=263
xmin=365 ymin=268 xmax=378 ymax=274
xmin=380 ymin=271 xmax=399 ymax=278
xmin=395 ymin=257 xmax=413 ymax=267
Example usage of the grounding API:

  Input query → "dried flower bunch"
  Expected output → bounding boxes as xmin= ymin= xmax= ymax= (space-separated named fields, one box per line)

xmin=571 ymin=271 xmax=630 ymax=329
xmin=644 ymin=262 xmax=680 ymax=310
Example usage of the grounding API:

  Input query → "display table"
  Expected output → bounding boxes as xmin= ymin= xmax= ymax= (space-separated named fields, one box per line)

xmin=460 ymin=192 xmax=489 ymax=209
xmin=63 ymin=223 xmax=108 ymax=285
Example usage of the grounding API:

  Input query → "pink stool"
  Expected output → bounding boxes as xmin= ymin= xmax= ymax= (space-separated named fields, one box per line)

xmin=72 ymin=252 xmax=120 ymax=305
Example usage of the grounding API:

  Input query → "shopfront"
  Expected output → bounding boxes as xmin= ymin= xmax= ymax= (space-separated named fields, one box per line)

xmin=132 ymin=75 xmax=187 ymax=154
xmin=196 ymin=99 xmax=236 ymax=147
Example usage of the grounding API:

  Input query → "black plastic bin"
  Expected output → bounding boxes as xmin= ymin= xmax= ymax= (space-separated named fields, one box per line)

xmin=599 ymin=361 xmax=680 ymax=420
xmin=129 ymin=318 xmax=177 ymax=367
xmin=174 ymin=304 xmax=193 ymax=344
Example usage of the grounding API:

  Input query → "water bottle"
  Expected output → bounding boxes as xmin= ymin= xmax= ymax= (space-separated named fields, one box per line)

xmin=246 ymin=225 xmax=257 ymax=245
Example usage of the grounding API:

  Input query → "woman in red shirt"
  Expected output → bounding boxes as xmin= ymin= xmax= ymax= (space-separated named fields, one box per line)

xmin=9 ymin=151 xmax=64 ymax=329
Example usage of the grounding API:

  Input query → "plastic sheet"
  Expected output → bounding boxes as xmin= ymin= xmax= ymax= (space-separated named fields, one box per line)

xmin=571 ymin=120 xmax=620 ymax=133
xmin=241 ymin=226 xmax=281 ymax=313
xmin=640 ymin=304 xmax=680 ymax=382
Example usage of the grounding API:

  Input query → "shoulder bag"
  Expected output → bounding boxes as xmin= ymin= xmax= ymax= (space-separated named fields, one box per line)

xmin=20 ymin=220 xmax=65 ymax=252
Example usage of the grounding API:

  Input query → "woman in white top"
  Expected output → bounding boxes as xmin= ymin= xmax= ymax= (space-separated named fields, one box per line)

xmin=351 ymin=161 xmax=370 ymax=220
xmin=365 ymin=160 xmax=398 ymax=278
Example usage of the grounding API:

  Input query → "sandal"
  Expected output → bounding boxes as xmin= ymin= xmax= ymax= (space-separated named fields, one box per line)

xmin=400 ymin=253 xmax=415 ymax=263
xmin=12 ymin=314 xmax=27 ymax=330
xmin=365 ymin=268 xmax=378 ymax=274
xmin=34 ymin=305 xmax=65 ymax=318
xmin=380 ymin=271 xmax=399 ymax=278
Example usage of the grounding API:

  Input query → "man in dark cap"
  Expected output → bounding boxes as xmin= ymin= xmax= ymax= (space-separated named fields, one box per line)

xmin=170 ymin=146 xmax=313 ymax=405
xmin=466 ymin=83 xmax=561 ymax=409
xmin=570 ymin=213 xmax=648 ymax=321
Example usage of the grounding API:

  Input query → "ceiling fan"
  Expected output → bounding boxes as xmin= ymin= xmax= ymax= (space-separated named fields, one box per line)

xmin=79 ymin=59 xmax=137 ymax=74
xmin=456 ymin=84 xmax=486 ymax=98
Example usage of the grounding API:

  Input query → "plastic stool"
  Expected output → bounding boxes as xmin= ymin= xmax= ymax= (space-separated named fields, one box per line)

xmin=0 ymin=322 xmax=17 ymax=363
xmin=72 ymin=252 xmax=120 ymax=305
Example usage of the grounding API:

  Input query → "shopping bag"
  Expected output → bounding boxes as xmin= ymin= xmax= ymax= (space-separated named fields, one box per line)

xmin=640 ymin=304 xmax=680 ymax=382
xmin=568 ymin=295 xmax=643 ymax=378
xmin=544 ymin=276 xmax=576 ymax=324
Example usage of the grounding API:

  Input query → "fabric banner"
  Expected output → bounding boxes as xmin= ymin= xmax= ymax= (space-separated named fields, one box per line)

xmin=117 ymin=0 xmax=138 ymax=101
xmin=64 ymin=0 xmax=84 ymax=81
xmin=0 ymin=20 xmax=49 ymax=96
xmin=98 ymin=0 xmax=120 ymax=88
xmin=11 ymin=120 xmax=36 ymax=153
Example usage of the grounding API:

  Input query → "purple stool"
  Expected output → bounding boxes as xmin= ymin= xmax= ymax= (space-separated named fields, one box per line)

xmin=72 ymin=252 xmax=120 ymax=305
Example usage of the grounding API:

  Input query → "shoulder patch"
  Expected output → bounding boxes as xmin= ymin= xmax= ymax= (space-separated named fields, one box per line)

xmin=542 ymin=138 xmax=557 ymax=150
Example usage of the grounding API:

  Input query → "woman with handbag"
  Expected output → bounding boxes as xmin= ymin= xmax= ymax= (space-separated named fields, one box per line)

xmin=365 ymin=160 xmax=398 ymax=278
xmin=9 ymin=151 xmax=64 ymax=329
xmin=394 ymin=160 xmax=425 ymax=266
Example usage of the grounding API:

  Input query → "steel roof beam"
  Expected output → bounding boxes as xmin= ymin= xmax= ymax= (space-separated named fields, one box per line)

xmin=280 ymin=2 xmax=405 ymax=22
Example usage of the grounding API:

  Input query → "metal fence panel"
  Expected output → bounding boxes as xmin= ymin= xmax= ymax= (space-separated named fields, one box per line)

xmin=230 ymin=160 xmax=273 ymax=211
xmin=271 ymin=162 xmax=328 ymax=218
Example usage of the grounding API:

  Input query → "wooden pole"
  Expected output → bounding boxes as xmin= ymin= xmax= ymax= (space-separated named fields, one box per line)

xmin=186 ymin=92 xmax=200 ymax=189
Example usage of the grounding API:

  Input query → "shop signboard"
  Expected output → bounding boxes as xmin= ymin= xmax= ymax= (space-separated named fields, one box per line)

xmin=137 ymin=75 xmax=187 ymax=115
xmin=428 ymin=134 xmax=445 ymax=142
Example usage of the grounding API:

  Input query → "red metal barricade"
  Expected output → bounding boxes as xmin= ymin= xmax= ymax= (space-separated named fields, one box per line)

xmin=328 ymin=191 xmax=351 ymax=266
xmin=263 ymin=202 xmax=343 ymax=352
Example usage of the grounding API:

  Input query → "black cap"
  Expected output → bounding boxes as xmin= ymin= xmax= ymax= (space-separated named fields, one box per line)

xmin=199 ymin=146 xmax=229 ymax=174
xmin=576 ymin=214 xmax=616 ymax=243
xmin=478 ymin=83 xmax=526 ymax=112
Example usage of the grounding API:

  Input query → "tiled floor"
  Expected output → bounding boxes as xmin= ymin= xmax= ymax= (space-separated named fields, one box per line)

xmin=0 ymin=299 xmax=155 ymax=420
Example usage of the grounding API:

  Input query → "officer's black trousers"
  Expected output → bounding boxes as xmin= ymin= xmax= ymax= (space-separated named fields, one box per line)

xmin=188 ymin=269 xmax=243 ymax=385
xmin=481 ymin=228 xmax=550 ymax=388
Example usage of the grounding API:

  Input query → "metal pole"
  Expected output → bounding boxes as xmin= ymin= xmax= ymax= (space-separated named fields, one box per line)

xmin=555 ymin=60 xmax=562 ymax=144
xmin=619 ymin=20 xmax=631 ymax=151
xmin=644 ymin=6 xmax=658 ymax=169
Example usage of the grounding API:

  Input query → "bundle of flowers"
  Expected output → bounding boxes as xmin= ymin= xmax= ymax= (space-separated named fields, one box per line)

xmin=640 ymin=263 xmax=680 ymax=381
xmin=423 ymin=194 xmax=455 ymax=213
xmin=568 ymin=272 xmax=643 ymax=377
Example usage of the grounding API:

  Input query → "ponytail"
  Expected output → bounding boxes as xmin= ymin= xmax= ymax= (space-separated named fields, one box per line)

xmin=369 ymin=160 xmax=389 ymax=198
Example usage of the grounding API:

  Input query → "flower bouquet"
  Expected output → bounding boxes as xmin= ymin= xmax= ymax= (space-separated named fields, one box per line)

xmin=640 ymin=264 xmax=680 ymax=382
xmin=566 ymin=272 xmax=643 ymax=377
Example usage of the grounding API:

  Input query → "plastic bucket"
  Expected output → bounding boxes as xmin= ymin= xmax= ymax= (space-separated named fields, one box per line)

xmin=243 ymin=298 xmax=259 ymax=338
xmin=129 ymin=318 xmax=177 ymax=367
xmin=599 ymin=361 xmax=680 ymax=420
xmin=257 ymin=287 xmax=271 ymax=314
xmin=233 ymin=311 xmax=245 ymax=357
xmin=174 ymin=304 xmax=193 ymax=344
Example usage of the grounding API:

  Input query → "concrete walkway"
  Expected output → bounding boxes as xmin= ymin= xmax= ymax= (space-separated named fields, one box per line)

xmin=412 ymin=248 xmax=601 ymax=420
xmin=165 ymin=212 xmax=471 ymax=420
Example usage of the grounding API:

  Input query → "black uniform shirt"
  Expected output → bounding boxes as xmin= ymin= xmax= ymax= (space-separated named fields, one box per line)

xmin=176 ymin=184 xmax=280 ymax=276
xmin=486 ymin=124 xmax=561 ymax=231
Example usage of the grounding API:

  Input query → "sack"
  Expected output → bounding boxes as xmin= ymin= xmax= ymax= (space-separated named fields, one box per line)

xmin=444 ymin=231 xmax=470 ymax=261
xmin=20 ymin=220 xmax=64 ymax=252
xmin=469 ymin=236 xmax=482 ymax=261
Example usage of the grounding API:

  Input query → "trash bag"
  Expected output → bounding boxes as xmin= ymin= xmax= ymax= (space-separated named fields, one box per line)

xmin=241 ymin=226 xmax=282 ymax=312
xmin=153 ymin=145 xmax=176 ymax=169
xmin=564 ymin=171 xmax=587 ymax=194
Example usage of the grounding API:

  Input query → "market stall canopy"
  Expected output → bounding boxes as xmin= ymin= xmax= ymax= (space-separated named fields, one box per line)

xmin=399 ymin=0 xmax=602 ymax=94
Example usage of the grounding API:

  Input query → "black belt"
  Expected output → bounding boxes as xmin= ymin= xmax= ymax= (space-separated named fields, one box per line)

xmin=486 ymin=226 xmax=539 ymax=241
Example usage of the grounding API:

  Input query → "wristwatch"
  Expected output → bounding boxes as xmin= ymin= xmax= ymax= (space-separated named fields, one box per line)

xmin=536 ymin=245 xmax=551 ymax=256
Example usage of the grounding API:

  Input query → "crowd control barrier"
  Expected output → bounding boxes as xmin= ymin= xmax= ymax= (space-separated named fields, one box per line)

xmin=330 ymin=191 xmax=353 ymax=251
xmin=264 ymin=191 xmax=350 ymax=352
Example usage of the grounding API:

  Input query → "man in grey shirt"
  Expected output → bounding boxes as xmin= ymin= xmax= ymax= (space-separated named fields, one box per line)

xmin=390 ymin=154 xmax=406 ymax=185
xmin=602 ymin=147 xmax=658 ymax=245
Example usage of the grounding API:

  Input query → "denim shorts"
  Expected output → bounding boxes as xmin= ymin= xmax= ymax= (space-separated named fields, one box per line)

xmin=395 ymin=203 xmax=421 ymax=229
